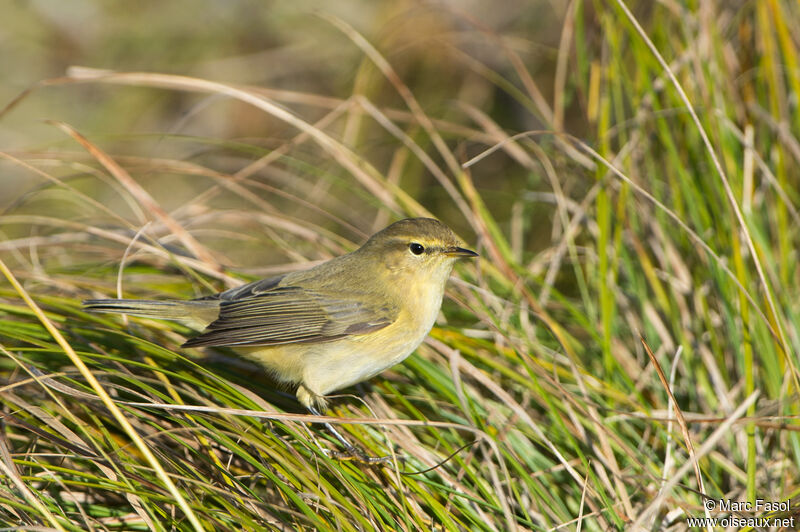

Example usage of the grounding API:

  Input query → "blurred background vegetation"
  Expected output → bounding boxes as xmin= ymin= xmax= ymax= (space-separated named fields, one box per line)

xmin=1 ymin=0 xmax=564 ymax=247
xmin=2 ymin=0 xmax=800 ymax=530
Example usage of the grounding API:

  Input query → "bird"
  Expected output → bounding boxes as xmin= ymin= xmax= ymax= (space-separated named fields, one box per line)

xmin=83 ymin=217 xmax=478 ymax=461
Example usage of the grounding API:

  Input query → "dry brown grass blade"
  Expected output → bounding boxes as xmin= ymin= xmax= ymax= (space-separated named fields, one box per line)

xmin=48 ymin=121 xmax=221 ymax=271
xmin=640 ymin=337 xmax=706 ymax=513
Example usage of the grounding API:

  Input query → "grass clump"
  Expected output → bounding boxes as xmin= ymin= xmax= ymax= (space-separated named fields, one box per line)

xmin=1 ymin=2 xmax=799 ymax=530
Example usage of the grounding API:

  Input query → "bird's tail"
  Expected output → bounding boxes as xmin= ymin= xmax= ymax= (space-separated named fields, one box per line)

xmin=82 ymin=299 xmax=219 ymax=328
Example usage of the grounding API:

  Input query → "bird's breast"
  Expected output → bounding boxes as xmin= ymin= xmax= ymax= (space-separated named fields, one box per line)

xmin=303 ymin=280 xmax=445 ymax=395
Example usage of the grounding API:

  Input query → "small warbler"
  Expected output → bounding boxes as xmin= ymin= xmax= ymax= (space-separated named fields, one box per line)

xmin=84 ymin=218 xmax=477 ymax=461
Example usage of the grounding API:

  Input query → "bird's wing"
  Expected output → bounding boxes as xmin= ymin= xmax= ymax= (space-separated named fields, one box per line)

xmin=182 ymin=286 xmax=397 ymax=348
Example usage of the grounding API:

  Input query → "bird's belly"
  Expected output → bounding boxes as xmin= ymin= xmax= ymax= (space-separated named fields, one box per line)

xmin=236 ymin=324 xmax=427 ymax=396
xmin=304 ymin=319 xmax=429 ymax=396
xmin=238 ymin=285 xmax=443 ymax=397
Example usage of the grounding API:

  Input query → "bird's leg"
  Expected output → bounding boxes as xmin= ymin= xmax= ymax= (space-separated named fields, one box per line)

xmin=305 ymin=405 xmax=387 ymax=463
xmin=299 ymin=385 xmax=398 ymax=464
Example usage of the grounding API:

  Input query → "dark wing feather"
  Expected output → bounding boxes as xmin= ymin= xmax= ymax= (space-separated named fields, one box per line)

xmin=182 ymin=286 xmax=396 ymax=348
xmin=194 ymin=275 xmax=286 ymax=301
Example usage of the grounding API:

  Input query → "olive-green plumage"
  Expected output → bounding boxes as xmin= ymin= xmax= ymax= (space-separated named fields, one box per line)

xmin=83 ymin=218 xmax=477 ymax=411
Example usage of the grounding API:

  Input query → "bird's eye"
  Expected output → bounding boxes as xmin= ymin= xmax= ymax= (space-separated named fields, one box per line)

xmin=409 ymin=242 xmax=425 ymax=255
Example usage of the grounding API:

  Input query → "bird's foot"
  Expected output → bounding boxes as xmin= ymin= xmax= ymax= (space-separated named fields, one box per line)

xmin=324 ymin=443 xmax=404 ymax=465
xmin=304 ymin=393 xmax=404 ymax=465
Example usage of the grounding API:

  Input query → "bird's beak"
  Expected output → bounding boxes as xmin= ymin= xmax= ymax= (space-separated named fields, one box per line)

xmin=445 ymin=246 xmax=479 ymax=258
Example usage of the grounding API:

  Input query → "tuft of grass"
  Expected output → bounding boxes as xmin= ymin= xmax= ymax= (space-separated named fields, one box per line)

xmin=1 ymin=2 xmax=800 ymax=530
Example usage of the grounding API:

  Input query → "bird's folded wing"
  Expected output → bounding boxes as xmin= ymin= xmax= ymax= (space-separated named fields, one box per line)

xmin=182 ymin=286 xmax=397 ymax=347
